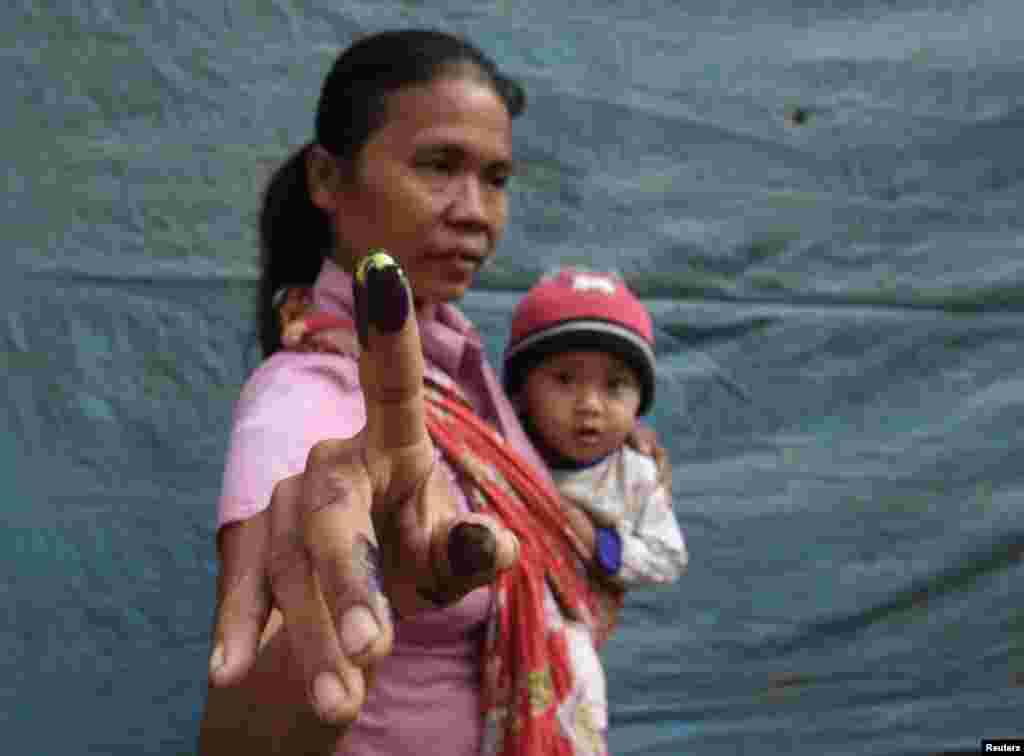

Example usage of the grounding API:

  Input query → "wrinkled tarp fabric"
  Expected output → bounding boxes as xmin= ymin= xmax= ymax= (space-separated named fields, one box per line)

xmin=3 ymin=1 xmax=1022 ymax=754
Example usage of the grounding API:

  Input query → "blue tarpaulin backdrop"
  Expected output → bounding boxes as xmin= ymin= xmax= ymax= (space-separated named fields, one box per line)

xmin=4 ymin=1 xmax=1023 ymax=754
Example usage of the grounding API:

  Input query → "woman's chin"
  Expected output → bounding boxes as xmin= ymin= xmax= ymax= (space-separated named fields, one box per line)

xmin=417 ymin=278 xmax=473 ymax=305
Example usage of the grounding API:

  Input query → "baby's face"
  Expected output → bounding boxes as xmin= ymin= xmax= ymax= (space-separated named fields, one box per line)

xmin=520 ymin=350 xmax=642 ymax=466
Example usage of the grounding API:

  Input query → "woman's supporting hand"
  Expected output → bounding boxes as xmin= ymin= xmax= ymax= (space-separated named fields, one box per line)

xmin=201 ymin=254 xmax=519 ymax=754
xmin=627 ymin=422 xmax=673 ymax=494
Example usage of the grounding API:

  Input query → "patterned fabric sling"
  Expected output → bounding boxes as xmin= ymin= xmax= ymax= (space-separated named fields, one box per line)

xmin=276 ymin=291 xmax=623 ymax=756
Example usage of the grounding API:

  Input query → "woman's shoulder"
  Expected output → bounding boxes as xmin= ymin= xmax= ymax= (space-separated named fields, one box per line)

xmin=248 ymin=348 xmax=358 ymax=388
xmin=234 ymin=349 xmax=361 ymax=416
xmin=219 ymin=350 xmax=366 ymax=528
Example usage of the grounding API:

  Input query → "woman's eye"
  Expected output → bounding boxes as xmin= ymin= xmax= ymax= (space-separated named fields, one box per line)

xmin=419 ymin=158 xmax=457 ymax=175
xmin=555 ymin=372 xmax=573 ymax=385
xmin=488 ymin=173 xmax=511 ymax=189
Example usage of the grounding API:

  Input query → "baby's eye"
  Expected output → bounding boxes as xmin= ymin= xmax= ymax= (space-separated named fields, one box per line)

xmin=608 ymin=377 xmax=632 ymax=394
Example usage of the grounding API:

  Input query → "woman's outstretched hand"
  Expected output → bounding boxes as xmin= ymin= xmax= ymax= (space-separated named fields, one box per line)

xmin=203 ymin=254 xmax=519 ymax=747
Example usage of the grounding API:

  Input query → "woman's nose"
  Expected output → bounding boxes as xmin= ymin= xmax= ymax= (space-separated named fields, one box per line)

xmin=447 ymin=176 xmax=489 ymax=225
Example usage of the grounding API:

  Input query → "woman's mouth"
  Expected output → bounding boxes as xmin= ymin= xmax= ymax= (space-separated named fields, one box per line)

xmin=427 ymin=250 xmax=486 ymax=281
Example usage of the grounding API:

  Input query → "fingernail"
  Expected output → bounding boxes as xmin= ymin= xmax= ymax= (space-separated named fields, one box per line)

xmin=448 ymin=522 xmax=496 ymax=577
xmin=360 ymin=253 xmax=409 ymax=334
xmin=312 ymin=670 xmax=347 ymax=719
xmin=209 ymin=643 xmax=225 ymax=675
xmin=340 ymin=605 xmax=381 ymax=656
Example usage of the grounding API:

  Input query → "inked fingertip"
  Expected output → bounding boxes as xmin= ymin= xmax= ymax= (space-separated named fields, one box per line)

xmin=352 ymin=250 xmax=410 ymax=339
xmin=366 ymin=264 xmax=410 ymax=334
xmin=448 ymin=522 xmax=497 ymax=577
xmin=355 ymin=249 xmax=395 ymax=285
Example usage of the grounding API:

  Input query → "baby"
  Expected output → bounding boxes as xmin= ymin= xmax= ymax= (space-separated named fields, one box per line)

xmin=503 ymin=266 xmax=688 ymax=591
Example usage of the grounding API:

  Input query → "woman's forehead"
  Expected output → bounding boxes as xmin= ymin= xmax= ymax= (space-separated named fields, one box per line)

xmin=377 ymin=77 xmax=513 ymax=161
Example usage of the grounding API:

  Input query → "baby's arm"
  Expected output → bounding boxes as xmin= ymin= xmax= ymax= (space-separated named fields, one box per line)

xmin=616 ymin=481 xmax=688 ymax=586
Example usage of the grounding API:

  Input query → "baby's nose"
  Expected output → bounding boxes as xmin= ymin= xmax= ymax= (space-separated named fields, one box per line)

xmin=576 ymin=387 xmax=603 ymax=411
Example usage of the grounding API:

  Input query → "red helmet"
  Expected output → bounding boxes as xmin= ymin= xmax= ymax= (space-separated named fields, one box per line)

xmin=503 ymin=267 xmax=656 ymax=414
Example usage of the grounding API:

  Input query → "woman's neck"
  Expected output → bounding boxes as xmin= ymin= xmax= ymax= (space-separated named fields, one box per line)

xmin=415 ymin=301 xmax=438 ymax=320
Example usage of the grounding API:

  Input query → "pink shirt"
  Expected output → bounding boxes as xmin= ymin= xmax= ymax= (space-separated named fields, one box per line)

xmin=217 ymin=259 xmax=551 ymax=756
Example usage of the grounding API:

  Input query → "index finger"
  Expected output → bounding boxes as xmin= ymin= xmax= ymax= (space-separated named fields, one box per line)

xmin=353 ymin=252 xmax=428 ymax=455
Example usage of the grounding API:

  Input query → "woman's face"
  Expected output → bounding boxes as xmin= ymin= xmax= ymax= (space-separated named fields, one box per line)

xmin=311 ymin=75 xmax=515 ymax=309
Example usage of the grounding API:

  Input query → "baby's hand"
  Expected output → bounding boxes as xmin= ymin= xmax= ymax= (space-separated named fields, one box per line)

xmin=563 ymin=496 xmax=620 ymax=530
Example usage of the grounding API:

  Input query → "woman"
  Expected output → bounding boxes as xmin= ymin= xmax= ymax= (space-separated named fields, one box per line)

xmin=200 ymin=29 xmax=664 ymax=756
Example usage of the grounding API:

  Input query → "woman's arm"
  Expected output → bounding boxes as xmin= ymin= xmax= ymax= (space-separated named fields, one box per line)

xmin=617 ymin=482 xmax=688 ymax=586
xmin=203 ymin=256 xmax=518 ymax=751
xmin=626 ymin=422 xmax=673 ymax=493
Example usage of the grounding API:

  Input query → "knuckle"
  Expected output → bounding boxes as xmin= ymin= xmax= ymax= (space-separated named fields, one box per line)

xmin=266 ymin=533 xmax=311 ymax=590
xmin=270 ymin=474 xmax=302 ymax=506
xmin=307 ymin=439 xmax=342 ymax=470
xmin=304 ymin=469 xmax=360 ymax=519
xmin=334 ymin=676 xmax=367 ymax=722
xmin=320 ymin=554 xmax=361 ymax=600
xmin=268 ymin=473 xmax=303 ymax=516
xmin=320 ymin=551 xmax=379 ymax=621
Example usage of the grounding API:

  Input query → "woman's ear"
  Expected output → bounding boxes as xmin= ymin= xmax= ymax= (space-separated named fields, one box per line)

xmin=307 ymin=144 xmax=341 ymax=213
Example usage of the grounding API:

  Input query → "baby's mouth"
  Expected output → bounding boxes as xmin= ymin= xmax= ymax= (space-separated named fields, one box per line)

xmin=575 ymin=427 xmax=603 ymax=445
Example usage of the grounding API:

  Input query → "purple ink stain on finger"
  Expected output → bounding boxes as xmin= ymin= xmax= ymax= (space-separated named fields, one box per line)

xmin=448 ymin=522 xmax=496 ymax=578
xmin=356 ymin=535 xmax=383 ymax=594
xmin=366 ymin=263 xmax=410 ymax=334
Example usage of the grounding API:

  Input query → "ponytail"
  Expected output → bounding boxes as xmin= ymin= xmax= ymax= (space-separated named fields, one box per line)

xmin=257 ymin=144 xmax=332 ymax=357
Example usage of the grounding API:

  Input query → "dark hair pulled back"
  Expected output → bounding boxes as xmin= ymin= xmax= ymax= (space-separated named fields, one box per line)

xmin=256 ymin=29 xmax=526 ymax=357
